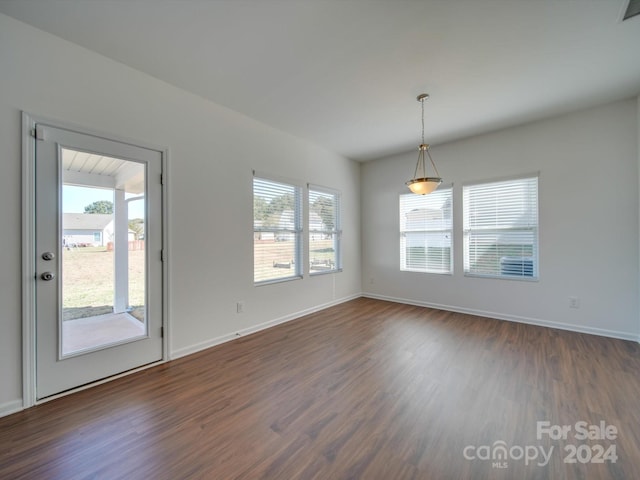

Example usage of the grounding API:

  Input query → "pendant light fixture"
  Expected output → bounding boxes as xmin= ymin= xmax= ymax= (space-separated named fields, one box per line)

xmin=406 ymin=93 xmax=442 ymax=195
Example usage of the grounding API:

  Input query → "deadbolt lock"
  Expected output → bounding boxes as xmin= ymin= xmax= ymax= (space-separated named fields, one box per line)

xmin=40 ymin=272 xmax=55 ymax=281
xmin=42 ymin=252 xmax=55 ymax=261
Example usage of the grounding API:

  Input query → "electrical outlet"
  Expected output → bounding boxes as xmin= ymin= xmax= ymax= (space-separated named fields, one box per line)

xmin=569 ymin=297 xmax=580 ymax=309
xmin=237 ymin=301 xmax=245 ymax=314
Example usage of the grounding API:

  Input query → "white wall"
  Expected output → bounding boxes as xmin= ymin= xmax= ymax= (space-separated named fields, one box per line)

xmin=362 ymin=99 xmax=639 ymax=340
xmin=0 ymin=14 xmax=361 ymax=413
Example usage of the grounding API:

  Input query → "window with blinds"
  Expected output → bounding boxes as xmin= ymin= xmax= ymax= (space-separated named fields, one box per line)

xmin=400 ymin=187 xmax=453 ymax=274
xmin=253 ymin=176 xmax=302 ymax=284
xmin=463 ymin=176 xmax=538 ymax=279
xmin=309 ymin=186 xmax=341 ymax=274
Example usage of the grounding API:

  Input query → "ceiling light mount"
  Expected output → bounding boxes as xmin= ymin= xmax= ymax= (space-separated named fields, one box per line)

xmin=406 ymin=93 xmax=442 ymax=195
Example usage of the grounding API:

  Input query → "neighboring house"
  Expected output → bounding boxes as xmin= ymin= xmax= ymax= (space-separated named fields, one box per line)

xmin=275 ymin=210 xmax=324 ymax=241
xmin=276 ymin=210 xmax=296 ymax=241
xmin=308 ymin=212 xmax=324 ymax=240
xmin=404 ymin=208 xmax=451 ymax=248
xmin=63 ymin=213 xmax=135 ymax=247
xmin=253 ymin=220 xmax=274 ymax=242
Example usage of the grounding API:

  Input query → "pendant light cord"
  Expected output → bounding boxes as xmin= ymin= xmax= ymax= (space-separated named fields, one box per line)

xmin=421 ymin=97 xmax=425 ymax=145
xmin=411 ymin=98 xmax=426 ymax=179
xmin=421 ymin=96 xmax=440 ymax=179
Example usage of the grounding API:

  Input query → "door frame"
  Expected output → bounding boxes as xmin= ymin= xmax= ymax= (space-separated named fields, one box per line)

xmin=21 ymin=112 xmax=170 ymax=408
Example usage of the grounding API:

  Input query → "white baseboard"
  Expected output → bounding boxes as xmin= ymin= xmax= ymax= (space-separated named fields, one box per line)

xmin=0 ymin=399 xmax=24 ymax=418
xmin=170 ymin=332 xmax=238 ymax=360
xmin=170 ymin=293 xmax=362 ymax=360
xmin=363 ymin=293 xmax=640 ymax=342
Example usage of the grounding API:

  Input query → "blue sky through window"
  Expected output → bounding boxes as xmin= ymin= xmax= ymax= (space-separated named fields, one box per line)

xmin=63 ymin=185 xmax=144 ymax=219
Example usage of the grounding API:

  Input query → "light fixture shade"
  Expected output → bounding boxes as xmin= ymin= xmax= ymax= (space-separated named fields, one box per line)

xmin=406 ymin=177 xmax=442 ymax=195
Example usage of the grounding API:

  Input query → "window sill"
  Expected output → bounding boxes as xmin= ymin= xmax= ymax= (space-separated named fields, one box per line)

xmin=254 ymin=275 xmax=303 ymax=287
xmin=464 ymin=272 xmax=539 ymax=282
xmin=310 ymin=268 xmax=343 ymax=276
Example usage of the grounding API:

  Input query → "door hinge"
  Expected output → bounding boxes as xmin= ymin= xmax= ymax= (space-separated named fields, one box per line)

xmin=160 ymin=173 xmax=164 ymax=185
xmin=160 ymin=250 xmax=165 ymax=262
xmin=30 ymin=126 xmax=45 ymax=140
xmin=160 ymin=326 xmax=164 ymax=338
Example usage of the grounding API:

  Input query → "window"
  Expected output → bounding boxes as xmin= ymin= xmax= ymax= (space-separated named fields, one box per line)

xmin=309 ymin=185 xmax=341 ymax=274
xmin=400 ymin=187 xmax=453 ymax=274
xmin=253 ymin=176 xmax=302 ymax=284
xmin=463 ymin=175 xmax=538 ymax=279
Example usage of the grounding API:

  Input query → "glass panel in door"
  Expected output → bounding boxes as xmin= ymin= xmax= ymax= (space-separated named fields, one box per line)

xmin=60 ymin=148 xmax=147 ymax=357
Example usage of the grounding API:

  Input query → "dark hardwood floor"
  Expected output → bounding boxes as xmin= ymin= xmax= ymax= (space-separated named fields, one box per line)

xmin=1 ymin=298 xmax=639 ymax=479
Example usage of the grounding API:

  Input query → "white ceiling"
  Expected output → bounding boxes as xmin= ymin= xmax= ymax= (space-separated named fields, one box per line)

xmin=1 ymin=0 xmax=639 ymax=161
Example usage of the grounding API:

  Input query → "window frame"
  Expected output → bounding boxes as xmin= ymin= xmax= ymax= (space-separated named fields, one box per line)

xmin=308 ymin=184 xmax=342 ymax=275
xmin=399 ymin=185 xmax=453 ymax=275
xmin=462 ymin=174 xmax=539 ymax=281
xmin=253 ymin=174 xmax=304 ymax=285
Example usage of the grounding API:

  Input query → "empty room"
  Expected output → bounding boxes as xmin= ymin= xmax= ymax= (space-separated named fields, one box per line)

xmin=1 ymin=1 xmax=639 ymax=479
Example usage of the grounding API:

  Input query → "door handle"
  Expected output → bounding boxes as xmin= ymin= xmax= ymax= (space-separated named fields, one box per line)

xmin=40 ymin=272 xmax=56 ymax=281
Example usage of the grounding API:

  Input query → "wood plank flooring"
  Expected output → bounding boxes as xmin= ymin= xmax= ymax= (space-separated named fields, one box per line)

xmin=1 ymin=298 xmax=639 ymax=479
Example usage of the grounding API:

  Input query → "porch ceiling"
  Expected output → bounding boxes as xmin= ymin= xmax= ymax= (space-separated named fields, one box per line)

xmin=62 ymin=148 xmax=144 ymax=194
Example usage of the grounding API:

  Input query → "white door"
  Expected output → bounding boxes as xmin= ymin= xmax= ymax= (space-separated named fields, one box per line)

xmin=34 ymin=124 xmax=164 ymax=399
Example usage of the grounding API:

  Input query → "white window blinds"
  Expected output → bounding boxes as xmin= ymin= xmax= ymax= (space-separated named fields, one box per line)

xmin=400 ymin=187 xmax=453 ymax=274
xmin=309 ymin=186 xmax=342 ymax=274
xmin=253 ymin=176 xmax=302 ymax=284
xmin=463 ymin=176 xmax=538 ymax=279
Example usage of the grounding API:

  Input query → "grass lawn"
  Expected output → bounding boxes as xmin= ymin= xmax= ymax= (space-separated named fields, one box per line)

xmin=62 ymin=246 xmax=145 ymax=321
xmin=63 ymin=240 xmax=336 ymax=317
